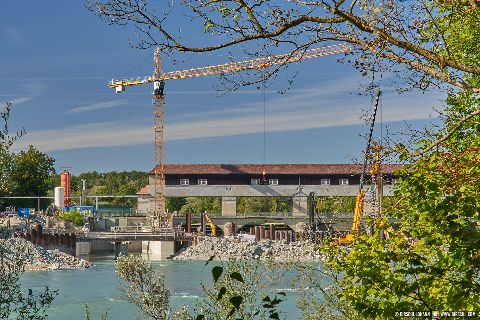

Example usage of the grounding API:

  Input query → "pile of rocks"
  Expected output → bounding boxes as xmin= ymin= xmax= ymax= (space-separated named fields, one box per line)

xmin=173 ymin=236 xmax=322 ymax=262
xmin=0 ymin=237 xmax=91 ymax=271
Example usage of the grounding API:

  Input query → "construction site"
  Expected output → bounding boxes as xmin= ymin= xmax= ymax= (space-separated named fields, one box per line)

xmin=2 ymin=44 xmax=400 ymax=260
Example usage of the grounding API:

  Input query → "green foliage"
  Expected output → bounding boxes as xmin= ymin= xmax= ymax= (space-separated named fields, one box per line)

xmin=179 ymin=197 xmax=221 ymax=215
xmin=9 ymin=145 xmax=55 ymax=208
xmin=115 ymin=254 xmax=170 ymax=320
xmin=237 ymin=197 xmax=291 ymax=214
xmin=193 ymin=261 xmax=286 ymax=320
xmin=60 ymin=210 xmax=84 ymax=226
xmin=0 ymin=245 xmax=57 ymax=319
xmin=166 ymin=197 xmax=186 ymax=213
xmin=67 ymin=171 xmax=148 ymax=207
xmin=315 ymin=196 xmax=356 ymax=213
xmin=320 ymin=90 xmax=480 ymax=318
xmin=0 ymin=102 xmax=27 ymax=208
xmin=84 ymin=304 xmax=109 ymax=320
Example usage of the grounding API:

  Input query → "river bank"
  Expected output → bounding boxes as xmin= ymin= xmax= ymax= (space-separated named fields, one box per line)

xmin=0 ymin=237 xmax=91 ymax=271
xmin=174 ymin=236 xmax=322 ymax=261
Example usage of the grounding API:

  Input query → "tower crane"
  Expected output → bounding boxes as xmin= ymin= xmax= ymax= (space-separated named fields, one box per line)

xmin=108 ymin=43 xmax=351 ymax=230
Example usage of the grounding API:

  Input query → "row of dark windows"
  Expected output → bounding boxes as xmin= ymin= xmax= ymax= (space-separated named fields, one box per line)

xmin=162 ymin=174 xmax=397 ymax=186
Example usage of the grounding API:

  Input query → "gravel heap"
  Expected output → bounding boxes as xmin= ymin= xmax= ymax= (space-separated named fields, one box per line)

xmin=173 ymin=236 xmax=322 ymax=262
xmin=0 ymin=238 xmax=91 ymax=271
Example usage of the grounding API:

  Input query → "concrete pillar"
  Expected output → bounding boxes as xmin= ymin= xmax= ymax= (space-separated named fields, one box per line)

xmin=114 ymin=242 xmax=129 ymax=257
xmin=270 ymin=225 xmax=275 ymax=240
xmin=142 ymin=240 xmax=175 ymax=260
xmin=221 ymin=197 xmax=237 ymax=216
xmin=224 ymin=222 xmax=235 ymax=237
xmin=76 ymin=242 xmax=91 ymax=255
xmin=292 ymin=196 xmax=308 ymax=216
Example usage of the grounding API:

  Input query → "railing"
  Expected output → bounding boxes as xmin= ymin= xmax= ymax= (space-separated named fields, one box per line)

xmin=78 ymin=227 xmax=188 ymax=241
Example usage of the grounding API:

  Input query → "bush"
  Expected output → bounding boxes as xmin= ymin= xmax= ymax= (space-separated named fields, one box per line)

xmin=60 ymin=211 xmax=84 ymax=226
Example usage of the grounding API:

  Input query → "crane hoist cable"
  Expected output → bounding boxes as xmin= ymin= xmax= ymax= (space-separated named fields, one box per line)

xmin=338 ymin=89 xmax=382 ymax=244
xmin=360 ymin=89 xmax=382 ymax=190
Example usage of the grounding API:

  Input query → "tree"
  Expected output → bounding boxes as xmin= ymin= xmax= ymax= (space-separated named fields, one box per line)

xmin=9 ymin=146 xmax=55 ymax=208
xmin=179 ymin=197 xmax=222 ymax=215
xmin=115 ymin=255 xmax=286 ymax=320
xmin=237 ymin=197 xmax=291 ymax=215
xmin=321 ymin=92 xmax=480 ymax=316
xmin=115 ymin=254 xmax=170 ymax=320
xmin=0 ymin=102 xmax=26 ymax=208
xmin=165 ymin=197 xmax=186 ymax=213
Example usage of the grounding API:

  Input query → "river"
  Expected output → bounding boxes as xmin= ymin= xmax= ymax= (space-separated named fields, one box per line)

xmin=21 ymin=255 xmax=304 ymax=319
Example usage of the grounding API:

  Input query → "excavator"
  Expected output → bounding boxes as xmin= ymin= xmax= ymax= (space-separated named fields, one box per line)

xmin=204 ymin=212 xmax=217 ymax=237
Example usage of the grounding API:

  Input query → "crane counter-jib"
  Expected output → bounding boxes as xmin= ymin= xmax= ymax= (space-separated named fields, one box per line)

xmin=108 ymin=43 xmax=351 ymax=90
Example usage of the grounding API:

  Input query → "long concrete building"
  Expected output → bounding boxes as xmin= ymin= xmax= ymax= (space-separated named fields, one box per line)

xmin=137 ymin=164 xmax=403 ymax=216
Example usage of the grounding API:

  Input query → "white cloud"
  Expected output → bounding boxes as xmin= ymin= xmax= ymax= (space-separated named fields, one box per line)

xmin=13 ymin=76 xmax=443 ymax=152
xmin=9 ymin=97 xmax=32 ymax=105
xmin=15 ymin=89 xmax=440 ymax=153
xmin=0 ymin=82 xmax=46 ymax=107
xmin=65 ymin=100 xmax=128 ymax=114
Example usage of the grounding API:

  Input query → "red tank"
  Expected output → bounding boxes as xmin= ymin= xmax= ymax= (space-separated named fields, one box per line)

xmin=60 ymin=171 xmax=71 ymax=207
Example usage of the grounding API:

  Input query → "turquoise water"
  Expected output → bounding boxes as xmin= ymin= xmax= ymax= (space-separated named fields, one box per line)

xmin=21 ymin=255 xmax=303 ymax=319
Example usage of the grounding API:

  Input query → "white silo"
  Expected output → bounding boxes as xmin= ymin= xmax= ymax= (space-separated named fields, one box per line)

xmin=54 ymin=187 xmax=65 ymax=211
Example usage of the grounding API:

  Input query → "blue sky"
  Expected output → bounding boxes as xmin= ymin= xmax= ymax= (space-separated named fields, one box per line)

xmin=1 ymin=1 xmax=444 ymax=174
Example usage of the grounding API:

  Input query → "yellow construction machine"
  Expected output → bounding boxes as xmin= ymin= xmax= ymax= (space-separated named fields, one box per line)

xmin=337 ymin=90 xmax=382 ymax=244
xmin=204 ymin=212 xmax=217 ymax=237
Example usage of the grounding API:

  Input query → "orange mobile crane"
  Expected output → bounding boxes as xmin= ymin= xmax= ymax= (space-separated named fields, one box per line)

xmin=109 ymin=44 xmax=351 ymax=229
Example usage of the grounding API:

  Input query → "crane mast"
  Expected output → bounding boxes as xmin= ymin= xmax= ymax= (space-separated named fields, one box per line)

xmin=109 ymin=44 xmax=351 ymax=230
xmin=153 ymin=49 xmax=167 ymax=228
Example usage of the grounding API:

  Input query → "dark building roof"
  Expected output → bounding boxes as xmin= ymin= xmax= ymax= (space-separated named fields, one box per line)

xmin=151 ymin=164 xmax=404 ymax=175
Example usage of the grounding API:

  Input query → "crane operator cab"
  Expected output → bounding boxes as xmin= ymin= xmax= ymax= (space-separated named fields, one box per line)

xmin=154 ymin=80 xmax=165 ymax=96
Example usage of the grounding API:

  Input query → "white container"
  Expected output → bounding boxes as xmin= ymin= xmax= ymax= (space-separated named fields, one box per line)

xmin=54 ymin=187 xmax=65 ymax=211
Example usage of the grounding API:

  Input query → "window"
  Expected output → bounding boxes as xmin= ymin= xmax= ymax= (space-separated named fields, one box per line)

xmin=251 ymin=179 xmax=261 ymax=185
xmin=180 ymin=179 xmax=189 ymax=186
xmin=321 ymin=179 xmax=330 ymax=185
xmin=339 ymin=179 xmax=349 ymax=185
xmin=269 ymin=179 xmax=278 ymax=185
xmin=392 ymin=179 xmax=398 ymax=185
xmin=198 ymin=179 xmax=208 ymax=186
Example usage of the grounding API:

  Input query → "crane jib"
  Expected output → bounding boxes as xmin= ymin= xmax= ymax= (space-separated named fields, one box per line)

xmin=108 ymin=44 xmax=351 ymax=90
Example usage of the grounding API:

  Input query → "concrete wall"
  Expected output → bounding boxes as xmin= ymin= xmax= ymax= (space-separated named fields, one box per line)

xmin=75 ymin=242 xmax=91 ymax=255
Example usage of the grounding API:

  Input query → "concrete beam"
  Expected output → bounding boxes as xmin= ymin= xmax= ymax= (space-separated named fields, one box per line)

xmin=150 ymin=184 xmax=393 ymax=198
